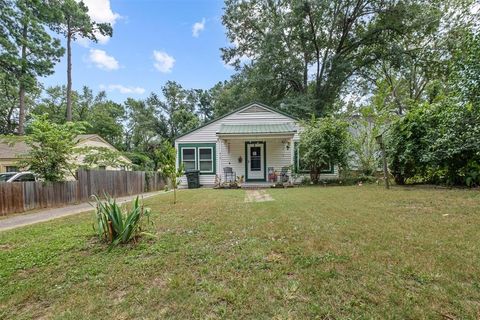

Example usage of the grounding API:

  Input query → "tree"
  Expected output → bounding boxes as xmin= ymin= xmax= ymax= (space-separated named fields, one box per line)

xmin=31 ymin=86 xmax=125 ymax=148
xmin=147 ymin=81 xmax=200 ymax=141
xmin=451 ymin=31 xmax=480 ymax=106
xmin=49 ymin=0 xmax=112 ymax=121
xmin=20 ymin=115 xmax=85 ymax=181
xmin=0 ymin=0 xmax=64 ymax=134
xmin=386 ymin=99 xmax=480 ymax=186
xmin=221 ymin=0 xmax=413 ymax=115
xmin=124 ymin=98 xmax=166 ymax=170
xmin=84 ymin=90 xmax=125 ymax=148
xmin=157 ymin=141 xmax=183 ymax=204
xmin=349 ymin=0 xmax=477 ymax=117
xmin=76 ymin=146 xmax=129 ymax=170
xmin=299 ymin=117 xmax=350 ymax=183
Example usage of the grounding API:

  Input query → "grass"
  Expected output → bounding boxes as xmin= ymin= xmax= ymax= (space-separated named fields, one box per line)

xmin=1 ymin=185 xmax=480 ymax=319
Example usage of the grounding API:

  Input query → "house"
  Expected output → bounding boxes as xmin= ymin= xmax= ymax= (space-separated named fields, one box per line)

xmin=0 ymin=134 xmax=132 ymax=173
xmin=175 ymin=102 xmax=338 ymax=187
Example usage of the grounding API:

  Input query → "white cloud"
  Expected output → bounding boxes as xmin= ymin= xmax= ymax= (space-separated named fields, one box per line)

xmin=102 ymin=84 xmax=145 ymax=95
xmin=89 ymin=49 xmax=119 ymax=70
xmin=192 ymin=18 xmax=206 ymax=37
xmin=153 ymin=50 xmax=175 ymax=73
xmin=77 ymin=0 xmax=121 ymax=44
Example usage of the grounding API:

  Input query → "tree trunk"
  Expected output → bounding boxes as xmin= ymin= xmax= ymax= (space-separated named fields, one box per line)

xmin=18 ymin=23 xmax=28 ymax=135
xmin=66 ymin=27 xmax=73 ymax=122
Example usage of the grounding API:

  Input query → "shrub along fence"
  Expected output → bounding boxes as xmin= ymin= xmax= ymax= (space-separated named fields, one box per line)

xmin=0 ymin=169 xmax=166 ymax=216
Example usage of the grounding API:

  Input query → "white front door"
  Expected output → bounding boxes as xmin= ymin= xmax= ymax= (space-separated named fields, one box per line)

xmin=246 ymin=142 xmax=265 ymax=181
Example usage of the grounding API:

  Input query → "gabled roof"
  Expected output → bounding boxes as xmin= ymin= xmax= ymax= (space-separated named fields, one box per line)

xmin=0 ymin=134 xmax=126 ymax=160
xmin=175 ymin=101 xmax=298 ymax=140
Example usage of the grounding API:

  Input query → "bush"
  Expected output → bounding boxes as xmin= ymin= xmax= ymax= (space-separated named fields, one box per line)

xmin=386 ymin=101 xmax=480 ymax=186
xmin=299 ymin=117 xmax=351 ymax=183
xmin=93 ymin=195 xmax=154 ymax=248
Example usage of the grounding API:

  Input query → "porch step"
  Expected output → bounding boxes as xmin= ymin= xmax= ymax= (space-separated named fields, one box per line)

xmin=241 ymin=183 xmax=274 ymax=189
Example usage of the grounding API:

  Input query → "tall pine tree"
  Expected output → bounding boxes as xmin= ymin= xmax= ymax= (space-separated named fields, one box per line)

xmin=0 ymin=0 xmax=63 ymax=134
xmin=49 ymin=0 xmax=112 ymax=122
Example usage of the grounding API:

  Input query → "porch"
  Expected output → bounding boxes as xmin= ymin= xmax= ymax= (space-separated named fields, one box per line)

xmin=216 ymin=123 xmax=297 ymax=185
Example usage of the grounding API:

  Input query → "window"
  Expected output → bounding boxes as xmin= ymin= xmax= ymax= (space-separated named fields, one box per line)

xmin=6 ymin=166 xmax=18 ymax=172
xmin=178 ymin=143 xmax=216 ymax=174
xmin=250 ymin=146 xmax=261 ymax=171
xmin=0 ymin=173 xmax=16 ymax=182
xmin=198 ymin=148 xmax=213 ymax=173
xmin=294 ymin=142 xmax=333 ymax=173
xmin=181 ymin=148 xmax=196 ymax=170
xmin=15 ymin=174 xmax=36 ymax=182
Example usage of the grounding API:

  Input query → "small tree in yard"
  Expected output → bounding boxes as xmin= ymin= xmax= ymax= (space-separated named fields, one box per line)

xmin=157 ymin=141 xmax=183 ymax=204
xmin=299 ymin=117 xmax=351 ymax=184
xmin=75 ymin=146 xmax=129 ymax=170
xmin=20 ymin=115 xmax=85 ymax=181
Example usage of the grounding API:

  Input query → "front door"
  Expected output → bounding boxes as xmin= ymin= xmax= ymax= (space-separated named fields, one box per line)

xmin=246 ymin=142 xmax=265 ymax=181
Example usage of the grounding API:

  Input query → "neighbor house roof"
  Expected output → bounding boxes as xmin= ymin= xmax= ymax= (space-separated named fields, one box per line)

xmin=217 ymin=123 xmax=297 ymax=135
xmin=0 ymin=134 xmax=128 ymax=161
xmin=175 ymin=101 xmax=298 ymax=140
xmin=0 ymin=138 xmax=30 ymax=159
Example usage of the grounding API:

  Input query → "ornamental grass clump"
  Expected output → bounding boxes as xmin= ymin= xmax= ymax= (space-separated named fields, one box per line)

xmin=92 ymin=195 xmax=154 ymax=248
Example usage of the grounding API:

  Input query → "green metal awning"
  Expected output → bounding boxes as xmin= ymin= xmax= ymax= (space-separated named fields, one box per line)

xmin=217 ymin=123 xmax=296 ymax=135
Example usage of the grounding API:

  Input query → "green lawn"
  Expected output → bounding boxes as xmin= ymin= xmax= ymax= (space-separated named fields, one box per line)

xmin=1 ymin=186 xmax=480 ymax=319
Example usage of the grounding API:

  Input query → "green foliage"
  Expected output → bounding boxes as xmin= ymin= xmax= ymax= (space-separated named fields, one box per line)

xmin=221 ymin=0 xmax=462 ymax=116
xmin=76 ymin=146 xmax=129 ymax=170
xmin=48 ymin=0 xmax=113 ymax=121
xmin=20 ymin=115 xmax=85 ymax=181
xmin=451 ymin=31 xmax=480 ymax=106
xmin=156 ymin=141 xmax=183 ymax=204
xmin=93 ymin=195 xmax=153 ymax=248
xmin=49 ymin=0 xmax=112 ymax=41
xmin=299 ymin=117 xmax=351 ymax=183
xmin=0 ymin=0 xmax=64 ymax=133
xmin=147 ymin=81 xmax=200 ymax=141
xmin=32 ymin=86 xmax=126 ymax=148
xmin=123 ymin=151 xmax=155 ymax=171
xmin=349 ymin=107 xmax=382 ymax=176
xmin=387 ymin=100 xmax=480 ymax=186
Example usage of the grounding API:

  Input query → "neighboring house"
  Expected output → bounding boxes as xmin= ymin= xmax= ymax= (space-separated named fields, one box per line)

xmin=175 ymin=102 xmax=338 ymax=187
xmin=0 ymin=134 xmax=131 ymax=173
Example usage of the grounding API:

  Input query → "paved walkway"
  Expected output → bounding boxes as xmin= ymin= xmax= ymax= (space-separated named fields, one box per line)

xmin=244 ymin=189 xmax=274 ymax=203
xmin=0 ymin=191 xmax=169 ymax=232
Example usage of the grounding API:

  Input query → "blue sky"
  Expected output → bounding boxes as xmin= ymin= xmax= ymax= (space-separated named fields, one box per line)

xmin=43 ymin=0 xmax=235 ymax=102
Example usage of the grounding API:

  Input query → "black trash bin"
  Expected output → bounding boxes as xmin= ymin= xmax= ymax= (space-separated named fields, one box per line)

xmin=185 ymin=170 xmax=200 ymax=189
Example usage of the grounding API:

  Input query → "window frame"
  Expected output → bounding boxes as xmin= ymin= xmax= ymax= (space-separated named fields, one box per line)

xmin=198 ymin=147 xmax=214 ymax=173
xmin=178 ymin=143 xmax=216 ymax=175
xmin=181 ymin=147 xmax=197 ymax=171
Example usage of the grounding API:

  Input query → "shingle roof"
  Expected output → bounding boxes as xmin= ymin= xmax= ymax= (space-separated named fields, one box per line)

xmin=0 ymin=134 xmax=113 ymax=159
xmin=217 ymin=123 xmax=297 ymax=135
xmin=0 ymin=138 xmax=30 ymax=159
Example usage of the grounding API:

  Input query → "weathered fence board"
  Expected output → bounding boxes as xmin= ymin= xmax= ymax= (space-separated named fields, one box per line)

xmin=0 ymin=169 xmax=165 ymax=216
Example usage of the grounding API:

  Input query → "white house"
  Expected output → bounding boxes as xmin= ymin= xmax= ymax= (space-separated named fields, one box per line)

xmin=175 ymin=102 xmax=338 ymax=187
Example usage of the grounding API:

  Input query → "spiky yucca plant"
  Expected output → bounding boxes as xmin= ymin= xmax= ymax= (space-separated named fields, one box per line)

xmin=92 ymin=195 xmax=153 ymax=248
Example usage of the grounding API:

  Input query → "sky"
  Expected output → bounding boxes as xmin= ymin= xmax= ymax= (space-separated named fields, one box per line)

xmin=42 ymin=0 xmax=235 ymax=102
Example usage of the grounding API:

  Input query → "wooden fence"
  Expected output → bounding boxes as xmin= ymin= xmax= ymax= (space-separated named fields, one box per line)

xmin=0 ymin=169 xmax=166 ymax=216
